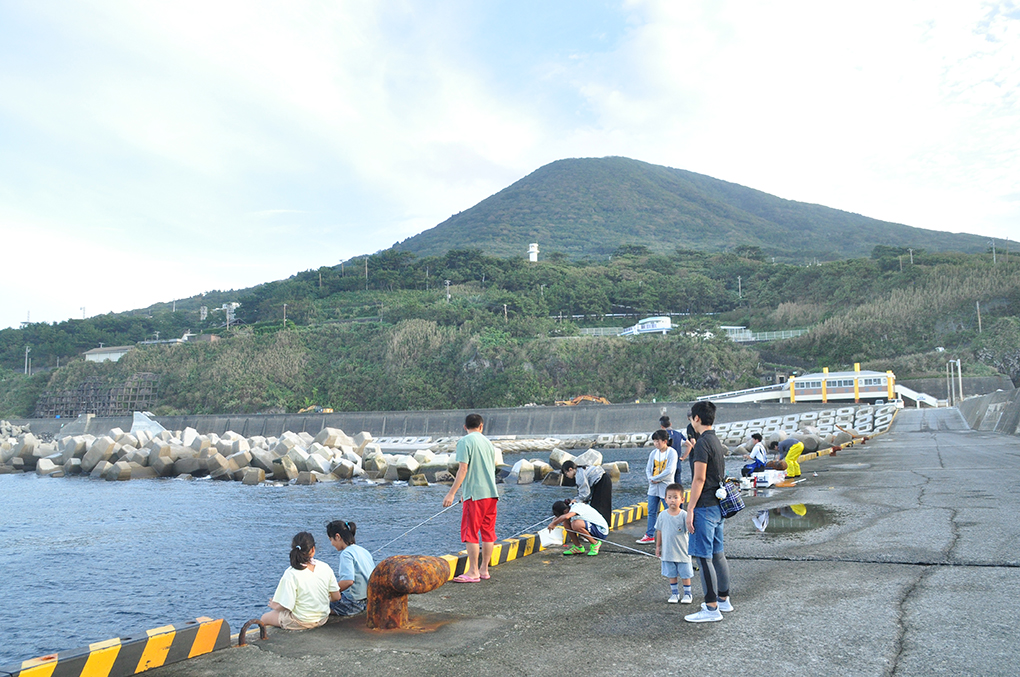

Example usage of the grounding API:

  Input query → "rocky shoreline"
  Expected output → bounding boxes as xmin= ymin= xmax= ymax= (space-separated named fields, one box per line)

xmin=0 ymin=418 xmax=629 ymax=487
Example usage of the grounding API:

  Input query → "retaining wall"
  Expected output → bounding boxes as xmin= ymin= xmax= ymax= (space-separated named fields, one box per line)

xmin=958 ymin=389 xmax=1020 ymax=436
xmin=900 ymin=375 xmax=1015 ymax=401
xmin=15 ymin=401 xmax=826 ymax=439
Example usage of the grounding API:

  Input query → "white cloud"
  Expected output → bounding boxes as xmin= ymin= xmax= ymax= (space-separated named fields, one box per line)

xmin=0 ymin=0 xmax=1017 ymax=330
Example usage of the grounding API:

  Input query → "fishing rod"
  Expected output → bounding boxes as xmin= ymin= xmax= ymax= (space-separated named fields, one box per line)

xmin=371 ymin=499 xmax=462 ymax=555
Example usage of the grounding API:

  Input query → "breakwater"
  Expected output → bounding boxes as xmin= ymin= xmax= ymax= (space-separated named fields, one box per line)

xmin=12 ymin=401 xmax=824 ymax=439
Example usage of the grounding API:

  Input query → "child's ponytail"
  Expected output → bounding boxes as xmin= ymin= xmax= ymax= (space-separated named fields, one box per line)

xmin=326 ymin=520 xmax=357 ymax=545
xmin=290 ymin=531 xmax=315 ymax=569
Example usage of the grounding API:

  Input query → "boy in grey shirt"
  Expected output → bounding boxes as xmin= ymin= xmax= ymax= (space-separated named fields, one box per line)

xmin=655 ymin=483 xmax=694 ymax=603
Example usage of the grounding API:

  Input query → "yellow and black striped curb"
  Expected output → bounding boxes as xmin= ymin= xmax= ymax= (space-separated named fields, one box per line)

xmin=440 ymin=501 xmax=649 ymax=579
xmin=0 ymin=617 xmax=230 ymax=677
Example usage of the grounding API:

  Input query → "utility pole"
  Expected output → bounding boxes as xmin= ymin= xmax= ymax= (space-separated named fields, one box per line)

xmin=319 ymin=271 xmax=322 ymax=288
xmin=957 ymin=359 xmax=963 ymax=403
xmin=737 ymin=275 xmax=742 ymax=300
xmin=976 ymin=301 xmax=982 ymax=333
xmin=24 ymin=346 xmax=31 ymax=374
xmin=503 ymin=304 xmax=508 ymax=323
xmin=365 ymin=258 xmax=368 ymax=291
xmin=445 ymin=280 xmax=451 ymax=302
xmin=990 ymin=240 xmax=997 ymax=264
xmin=540 ymin=283 xmax=546 ymax=297
xmin=283 ymin=303 xmax=287 ymax=327
xmin=81 ymin=306 xmax=85 ymax=319
xmin=908 ymin=248 xmax=914 ymax=265
xmin=899 ymin=256 xmax=903 ymax=272
xmin=946 ymin=361 xmax=952 ymax=406
xmin=172 ymin=300 xmax=176 ymax=312
xmin=425 ymin=266 xmax=429 ymax=291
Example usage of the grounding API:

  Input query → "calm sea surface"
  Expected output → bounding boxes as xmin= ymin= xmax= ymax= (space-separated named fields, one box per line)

xmin=0 ymin=448 xmax=741 ymax=666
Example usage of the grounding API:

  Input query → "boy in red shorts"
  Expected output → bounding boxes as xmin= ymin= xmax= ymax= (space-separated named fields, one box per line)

xmin=443 ymin=413 xmax=499 ymax=582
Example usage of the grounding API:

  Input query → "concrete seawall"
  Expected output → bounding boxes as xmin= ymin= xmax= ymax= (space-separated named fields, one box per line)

xmin=15 ymin=401 xmax=826 ymax=439
xmin=958 ymin=387 xmax=1020 ymax=435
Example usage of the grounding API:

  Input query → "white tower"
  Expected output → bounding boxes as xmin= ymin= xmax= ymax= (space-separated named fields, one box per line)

xmin=528 ymin=243 xmax=539 ymax=262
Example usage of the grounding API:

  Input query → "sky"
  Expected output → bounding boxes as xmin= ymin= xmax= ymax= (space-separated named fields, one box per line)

xmin=1 ymin=0 xmax=1018 ymax=330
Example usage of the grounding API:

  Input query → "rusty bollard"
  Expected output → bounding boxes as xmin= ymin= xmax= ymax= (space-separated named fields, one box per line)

xmin=366 ymin=555 xmax=449 ymax=629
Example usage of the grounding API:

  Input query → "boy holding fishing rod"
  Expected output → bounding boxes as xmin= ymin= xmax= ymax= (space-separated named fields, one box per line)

xmin=443 ymin=413 xmax=499 ymax=583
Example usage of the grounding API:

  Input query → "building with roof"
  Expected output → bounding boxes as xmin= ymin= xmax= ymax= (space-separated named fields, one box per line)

xmin=83 ymin=346 xmax=134 ymax=363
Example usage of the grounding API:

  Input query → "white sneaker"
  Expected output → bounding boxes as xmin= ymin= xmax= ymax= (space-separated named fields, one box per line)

xmin=681 ymin=592 xmax=693 ymax=604
xmin=667 ymin=594 xmax=679 ymax=604
xmin=684 ymin=607 xmax=723 ymax=623
xmin=717 ymin=598 xmax=734 ymax=612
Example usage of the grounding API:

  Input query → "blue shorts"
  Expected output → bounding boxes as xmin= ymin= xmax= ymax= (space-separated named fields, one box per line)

xmin=330 ymin=590 xmax=367 ymax=616
xmin=661 ymin=560 xmax=694 ymax=579
xmin=688 ymin=505 xmax=724 ymax=558
xmin=586 ymin=521 xmax=608 ymax=540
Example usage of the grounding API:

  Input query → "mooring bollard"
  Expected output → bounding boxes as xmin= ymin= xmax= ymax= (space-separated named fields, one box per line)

xmin=238 ymin=618 xmax=267 ymax=646
xmin=366 ymin=555 xmax=449 ymax=629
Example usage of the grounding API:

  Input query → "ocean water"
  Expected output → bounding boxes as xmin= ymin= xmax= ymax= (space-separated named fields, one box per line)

xmin=0 ymin=448 xmax=742 ymax=666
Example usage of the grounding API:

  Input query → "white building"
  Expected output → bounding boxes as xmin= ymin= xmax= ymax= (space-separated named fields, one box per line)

xmin=619 ymin=316 xmax=673 ymax=336
xmin=83 ymin=346 xmax=134 ymax=363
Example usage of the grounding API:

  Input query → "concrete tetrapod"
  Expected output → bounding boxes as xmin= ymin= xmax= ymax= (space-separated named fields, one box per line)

xmin=366 ymin=555 xmax=448 ymax=630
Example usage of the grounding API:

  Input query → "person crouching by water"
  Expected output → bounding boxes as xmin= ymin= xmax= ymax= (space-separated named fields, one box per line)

xmin=560 ymin=459 xmax=613 ymax=527
xmin=326 ymin=520 xmax=376 ymax=616
xmin=741 ymin=433 xmax=767 ymax=477
xmin=262 ymin=532 xmax=340 ymax=630
xmin=550 ymin=499 xmax=609 ymax=556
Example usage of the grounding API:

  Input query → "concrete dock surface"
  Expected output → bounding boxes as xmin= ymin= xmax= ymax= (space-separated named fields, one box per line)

xmin=152 ymin=408 xmax=1020 ymax=677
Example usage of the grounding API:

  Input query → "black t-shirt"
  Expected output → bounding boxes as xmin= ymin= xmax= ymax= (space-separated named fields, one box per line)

xmin=690 ymin=429 xmax=726 ymax=508
xmin=686 ymin=423 xmax=699 ymax=476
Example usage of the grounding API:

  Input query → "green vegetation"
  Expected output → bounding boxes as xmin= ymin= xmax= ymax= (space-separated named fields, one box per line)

xmin=392 ymin=157 xmax=990 ymax=262
xmin=4 ymin=154 xmax=1020 ymax=423
xmin=2 ymin=243 xmax=1017 ymax=418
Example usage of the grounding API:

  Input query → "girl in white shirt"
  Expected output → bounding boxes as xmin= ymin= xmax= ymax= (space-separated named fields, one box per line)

xmin=262 ymin=532 xmax=341 ymax=630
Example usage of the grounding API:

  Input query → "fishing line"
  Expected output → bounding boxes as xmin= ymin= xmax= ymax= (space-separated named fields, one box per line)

xmin=371 ymin=500 xmax=461 ymax=555
xmin=561 ymin=528 xmax=659 ymax=558
xmin=507 ymin=515 xmax=556 ymax=540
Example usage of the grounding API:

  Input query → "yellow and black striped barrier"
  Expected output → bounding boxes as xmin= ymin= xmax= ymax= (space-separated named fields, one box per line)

xmin=0 ymin=617 xmax=230 ymax=677
xmin=439 ymin=501 xmax=648 ymax=580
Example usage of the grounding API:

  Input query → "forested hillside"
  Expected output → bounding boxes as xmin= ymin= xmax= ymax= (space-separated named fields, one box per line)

xmin=392 ymin=157 xmax=990 ymax=261
xmin=1 ymin=245 xmax=1017 ymax=418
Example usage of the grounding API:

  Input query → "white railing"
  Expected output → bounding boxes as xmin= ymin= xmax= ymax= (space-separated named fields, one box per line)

xmin=730 ymin=329 xmax=810 ymax=343
xmin=579 ymin=327 xmax=626 ymax=336
xmin=697 ymin=383 xmax=788 ymax=401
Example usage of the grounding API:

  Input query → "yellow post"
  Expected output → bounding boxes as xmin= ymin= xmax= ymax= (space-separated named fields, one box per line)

xmin=822 ymin=367 xmax=829 ymax=403
xmin=853 ymin=363 xmax=861 ymax=402
xmin=789 ymin=376 xmax=796 ymax=403
xmin=887 ymin=370 xmax=896 ymax=401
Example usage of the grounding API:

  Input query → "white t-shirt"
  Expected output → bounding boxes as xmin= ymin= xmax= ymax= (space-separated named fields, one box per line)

xmin=750 ymin=442 xmax=767 ymax=465
xmin=569 ymin=501 xmax=609 ymax=534
xmin=271 ymin=558 xmax=340 ymax=625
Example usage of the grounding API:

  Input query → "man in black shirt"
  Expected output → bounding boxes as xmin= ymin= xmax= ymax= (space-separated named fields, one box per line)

xmin=682 ymin=401 xmax=733 ymax=623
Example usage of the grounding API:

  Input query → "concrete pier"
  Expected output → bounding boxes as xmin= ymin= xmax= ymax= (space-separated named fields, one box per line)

xmin=146 ymin=407 xmax=1020 ymax=677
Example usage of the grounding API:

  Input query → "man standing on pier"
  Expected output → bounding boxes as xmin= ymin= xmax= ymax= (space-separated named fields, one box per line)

xmin=444 ymin=413 xmax=499 ymax=583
